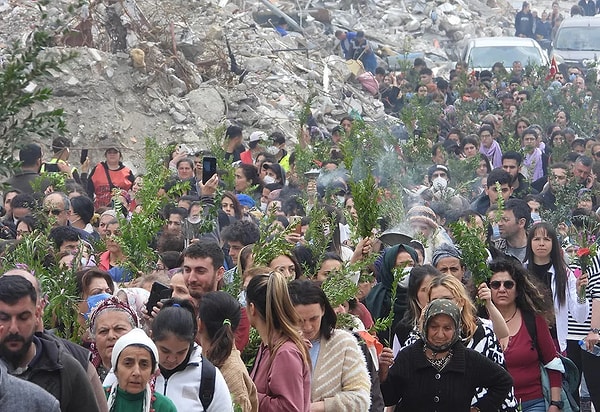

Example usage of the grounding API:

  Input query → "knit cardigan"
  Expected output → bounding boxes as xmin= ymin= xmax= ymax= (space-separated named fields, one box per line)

xmin=311 ymin=329 xmax=371 ymax=411
xmin=220 ymin=348 xmax=259 ymax=412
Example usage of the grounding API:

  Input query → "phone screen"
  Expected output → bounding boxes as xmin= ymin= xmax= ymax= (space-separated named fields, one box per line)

xmin=202 ymin=157 xmax=217 ymax=184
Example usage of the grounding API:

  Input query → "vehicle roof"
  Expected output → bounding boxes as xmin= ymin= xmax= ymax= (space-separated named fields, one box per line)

xmin=466 ymin=37 xmax=540 ymax=47
xmin=558 ymin=16 xmax=600 ymax=28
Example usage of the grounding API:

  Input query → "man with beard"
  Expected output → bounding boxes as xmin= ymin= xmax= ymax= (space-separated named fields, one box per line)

xmin=0 ymin=276 xmax=99 ymax=412
xmin=181 ymin=240 xmax=250 ymax=350
xmin=502 ymin=151 xmax=537 ymax=199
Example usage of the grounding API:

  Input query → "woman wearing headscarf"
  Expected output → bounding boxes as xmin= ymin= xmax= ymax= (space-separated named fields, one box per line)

xmin=105 ymin=328 xmax=177 ymax=412
xmin=381 ymin=299 xmax=513 ymax=411
xmin=88 ymin=296 xmax=140 ymax=381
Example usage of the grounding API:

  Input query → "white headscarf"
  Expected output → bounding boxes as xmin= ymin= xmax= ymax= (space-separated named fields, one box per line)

xmin=106 ymin=328 xmax=159 ymax=412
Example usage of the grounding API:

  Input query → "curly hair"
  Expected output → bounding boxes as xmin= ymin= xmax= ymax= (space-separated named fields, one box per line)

xmin=489 ymin=259 xmax=555 ymax=325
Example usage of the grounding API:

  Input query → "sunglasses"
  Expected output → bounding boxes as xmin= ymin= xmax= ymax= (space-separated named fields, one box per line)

xmin=593 ymin=152 xmax=600 ymax=157
xmin=490 ymin=280 xmax=515 ymax=290
xmin=45 ymin=209 xmax=63 ymax=216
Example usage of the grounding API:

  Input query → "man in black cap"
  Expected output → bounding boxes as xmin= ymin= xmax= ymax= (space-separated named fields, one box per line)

xmin=224 ymin=125 xmax=244 ymax=163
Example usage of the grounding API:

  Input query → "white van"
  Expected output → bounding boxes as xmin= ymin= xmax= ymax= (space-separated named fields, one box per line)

xmin=551 ymin=16 xmax=600 ymax=70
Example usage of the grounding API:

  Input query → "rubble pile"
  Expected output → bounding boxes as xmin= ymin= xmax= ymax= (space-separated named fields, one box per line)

xmin=0 ymin=0 xmax=519 ymax=171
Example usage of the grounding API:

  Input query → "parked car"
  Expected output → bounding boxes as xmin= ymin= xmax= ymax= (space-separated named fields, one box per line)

xmin=462 ymin=36 xmax=549 ymax=71
xmin=550 ymin=16 xmax=600 ymax=71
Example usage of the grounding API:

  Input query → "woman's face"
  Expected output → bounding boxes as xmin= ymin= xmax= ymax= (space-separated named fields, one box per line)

xmin=426 ymin=314 xmax=455 ymax=349
xmin=265 ymin=168 xmax=280 ymax=183
xmin=155 ymin=333 xmax=191 ymax=371
xmin=94 ymin=310 xmax=134 ymax=367
xmin=316 ymin=259 xmax=343 ymax=282
xmin=15 ymin=221 xmax=32 ymax=240
xmin=105 ymin=223 xmax=121 ymax=253
xmin=234 ymin=168 xmax=250 ymax=192
xmin=479 ymin=130 xmax=493 ymax=148
xmin=345 ymin=198 xmax=358 ymax=220
xmin=476 ymin=159 xmax=489 ymax=177
xmin=115 ymin=346 xmax=153 ymax=394
xmin=269 ymin=255 xmax=296 ymax=279
xmin=490 ymin=271 xmax=517 ymax=307
xmin=578 ymin=197 xmax=593 ymax=211
xmin=295 ymin=303 xmax=324 ymax=342
xmin=417 ymin=86 xmax=428 ymax=97
xmin=516 ymin=121 xmax=528 ymax=137
xmin=463 ymin=143 xmax=478 ymax=158
xmin=85 ymin=277 xmax=112 ymax=299
xmin=555 ymin=111 xmax=568 ymax=127
xmin=221 ymin=196 xmax=235 ymax=217
xmin=98 ymin=215 xmax=114 ymax=238
xmin=552 ymin=133 xmax=565 ymax=146
xmin=429 ymin=285 xmax=457 ymax=304
xmin=416 ymin=275 xmax=433 ymax=310
xmin=132 ymin=177 xmax=143 ymax=194
xmin=3 ymin=192 xmax=17 ymax=215
xmin=531 ymin=229 xmax=552 ymax=260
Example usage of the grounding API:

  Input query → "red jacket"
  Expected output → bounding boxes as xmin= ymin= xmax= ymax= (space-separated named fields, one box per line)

xmin=87 ymin=162 xmax=135 ymax=208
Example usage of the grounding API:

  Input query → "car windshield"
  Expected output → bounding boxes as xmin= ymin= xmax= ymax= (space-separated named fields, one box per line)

xmin=555 ymin=27 xmax=600 ymax=51
xmin=468 ymin=46 xmax=545 ymax=68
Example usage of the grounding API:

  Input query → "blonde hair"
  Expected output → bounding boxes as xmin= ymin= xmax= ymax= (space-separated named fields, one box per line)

xmin=246 ymin=271 xmax=309 ymax=366
xmin=428 ymin=275 xmax=478 ymax=341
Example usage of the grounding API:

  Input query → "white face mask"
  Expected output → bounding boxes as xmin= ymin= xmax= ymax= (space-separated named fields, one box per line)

xmin=187 ymin=216 xmax=201 ymax=224
xmin=260 ymin=202 xmax=268 ymax=212
xmin=263 ymin=175 xmax=276 ymax=185
xmin=336 ymin=195 xmax=345 ymax=206
xmin=266 ymin=146 xmax=279 ymax=155
xmin=432 ymin=176 xmax=448 ymax=191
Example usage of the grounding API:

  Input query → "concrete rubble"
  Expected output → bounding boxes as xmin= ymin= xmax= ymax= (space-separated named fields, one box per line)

xmin=0 ymin=0 xmax=526 ymax=171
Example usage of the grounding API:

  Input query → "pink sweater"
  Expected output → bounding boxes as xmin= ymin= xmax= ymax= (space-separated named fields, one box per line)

xmin=250 ymin=339 xmax=310 ymax=412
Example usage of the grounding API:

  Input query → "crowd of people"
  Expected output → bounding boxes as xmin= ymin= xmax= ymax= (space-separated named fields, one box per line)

xmin=1 ymin=23 xmax=600 ymax=411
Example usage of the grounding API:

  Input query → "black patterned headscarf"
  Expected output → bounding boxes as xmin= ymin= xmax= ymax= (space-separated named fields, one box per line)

xmin=421 ymin=298 xmax=461 ymax=352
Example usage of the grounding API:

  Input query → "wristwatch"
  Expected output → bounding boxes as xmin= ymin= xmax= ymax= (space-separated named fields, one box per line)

xmin=550 ymin=400 xmax=564 ymax=409
xmin=591 ymin=328 xmax=600 ymax=334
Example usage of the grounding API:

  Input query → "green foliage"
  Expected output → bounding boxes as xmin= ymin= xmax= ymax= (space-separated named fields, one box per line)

xmin=540 ymin=170 xmax=580 ymax=228
xmin=241 ymin=327 xmax=261 ymax=371
xmin=321 ymin=265 xmax=359 ymax=308
xmin=449 ymin=219 xmax=492 ymax=289
xmin=0 ymin=31 xmax=73 ymax=179
xmin=370 ymin=265 xmax=407 ymax=345
xmin=252 ymin=210 xmax=295 ymax=267
xmin=115 ymin=137 xmax=170 ymax=275
xmin=348 ymin=174 xmax=381 ymax=239
xmin=1 ymin=232 xmax=82 ymax=341
xmin=303 ymin=204 xmax=335 ymax=274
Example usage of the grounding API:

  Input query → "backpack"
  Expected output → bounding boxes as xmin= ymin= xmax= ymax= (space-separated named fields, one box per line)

xmin=199 ymin=355 xmax=216 ymax=411
xmin=522 ymin=311 xmax=580 ymax=412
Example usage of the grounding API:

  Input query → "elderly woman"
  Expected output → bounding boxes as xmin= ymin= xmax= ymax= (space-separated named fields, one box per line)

xmin=381 ymin=299 xmax=513 ymax=411
xmin=105 ymin=328 xmax=177 ymax=412
xmin=88 ymin=296 xmax=139 ymax=381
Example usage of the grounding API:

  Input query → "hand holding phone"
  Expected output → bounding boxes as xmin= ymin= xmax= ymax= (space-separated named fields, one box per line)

xmin=145 ymin=282 xmax=172 ymax=315
xmin=202 ymin=156 xmax=217 ymax=184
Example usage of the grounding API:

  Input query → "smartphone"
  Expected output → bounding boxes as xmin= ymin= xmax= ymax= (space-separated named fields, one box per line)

xmin=289 ymin=215 xmax=302 ymax=234
xmin=80 ymin=149 xmax=88 ymax=165
xmin=145 ymin=282 xmax=172 ymax=314
xmin=202 ymin=156 xmax=217 ymax=184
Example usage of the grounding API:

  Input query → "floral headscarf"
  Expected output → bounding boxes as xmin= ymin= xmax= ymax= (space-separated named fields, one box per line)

xmin=421 ymin=298 xmax=462 ymax=352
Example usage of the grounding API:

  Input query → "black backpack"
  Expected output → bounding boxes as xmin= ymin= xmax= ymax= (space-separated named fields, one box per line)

xmin=199 ymin=355 xmax=216 ymax=410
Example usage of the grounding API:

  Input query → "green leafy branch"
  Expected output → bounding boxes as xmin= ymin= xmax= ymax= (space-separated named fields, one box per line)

xmin=449 ymin=219 xmax=492 ymax=291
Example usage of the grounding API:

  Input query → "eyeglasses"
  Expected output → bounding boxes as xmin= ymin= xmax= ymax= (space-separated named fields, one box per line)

xmin=490 ymin=280 xmax=515 ymax=290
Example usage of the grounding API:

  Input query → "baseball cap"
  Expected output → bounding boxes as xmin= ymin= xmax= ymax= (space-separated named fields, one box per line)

xmin=249 ymin=131 xmax=268 ymax=143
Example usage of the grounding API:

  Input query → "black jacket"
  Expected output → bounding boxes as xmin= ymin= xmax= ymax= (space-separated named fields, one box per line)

xmin=15 ymin=334 xmax=100 ymax=412
xmin=381 ymin=340 xmax=513 ymax=411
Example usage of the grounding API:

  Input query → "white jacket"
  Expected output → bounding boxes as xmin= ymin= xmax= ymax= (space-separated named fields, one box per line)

xmin=154 ymin=344 xmax=233 ymax=412
xmin=548 ymin=265 xmax=589 ymax=351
